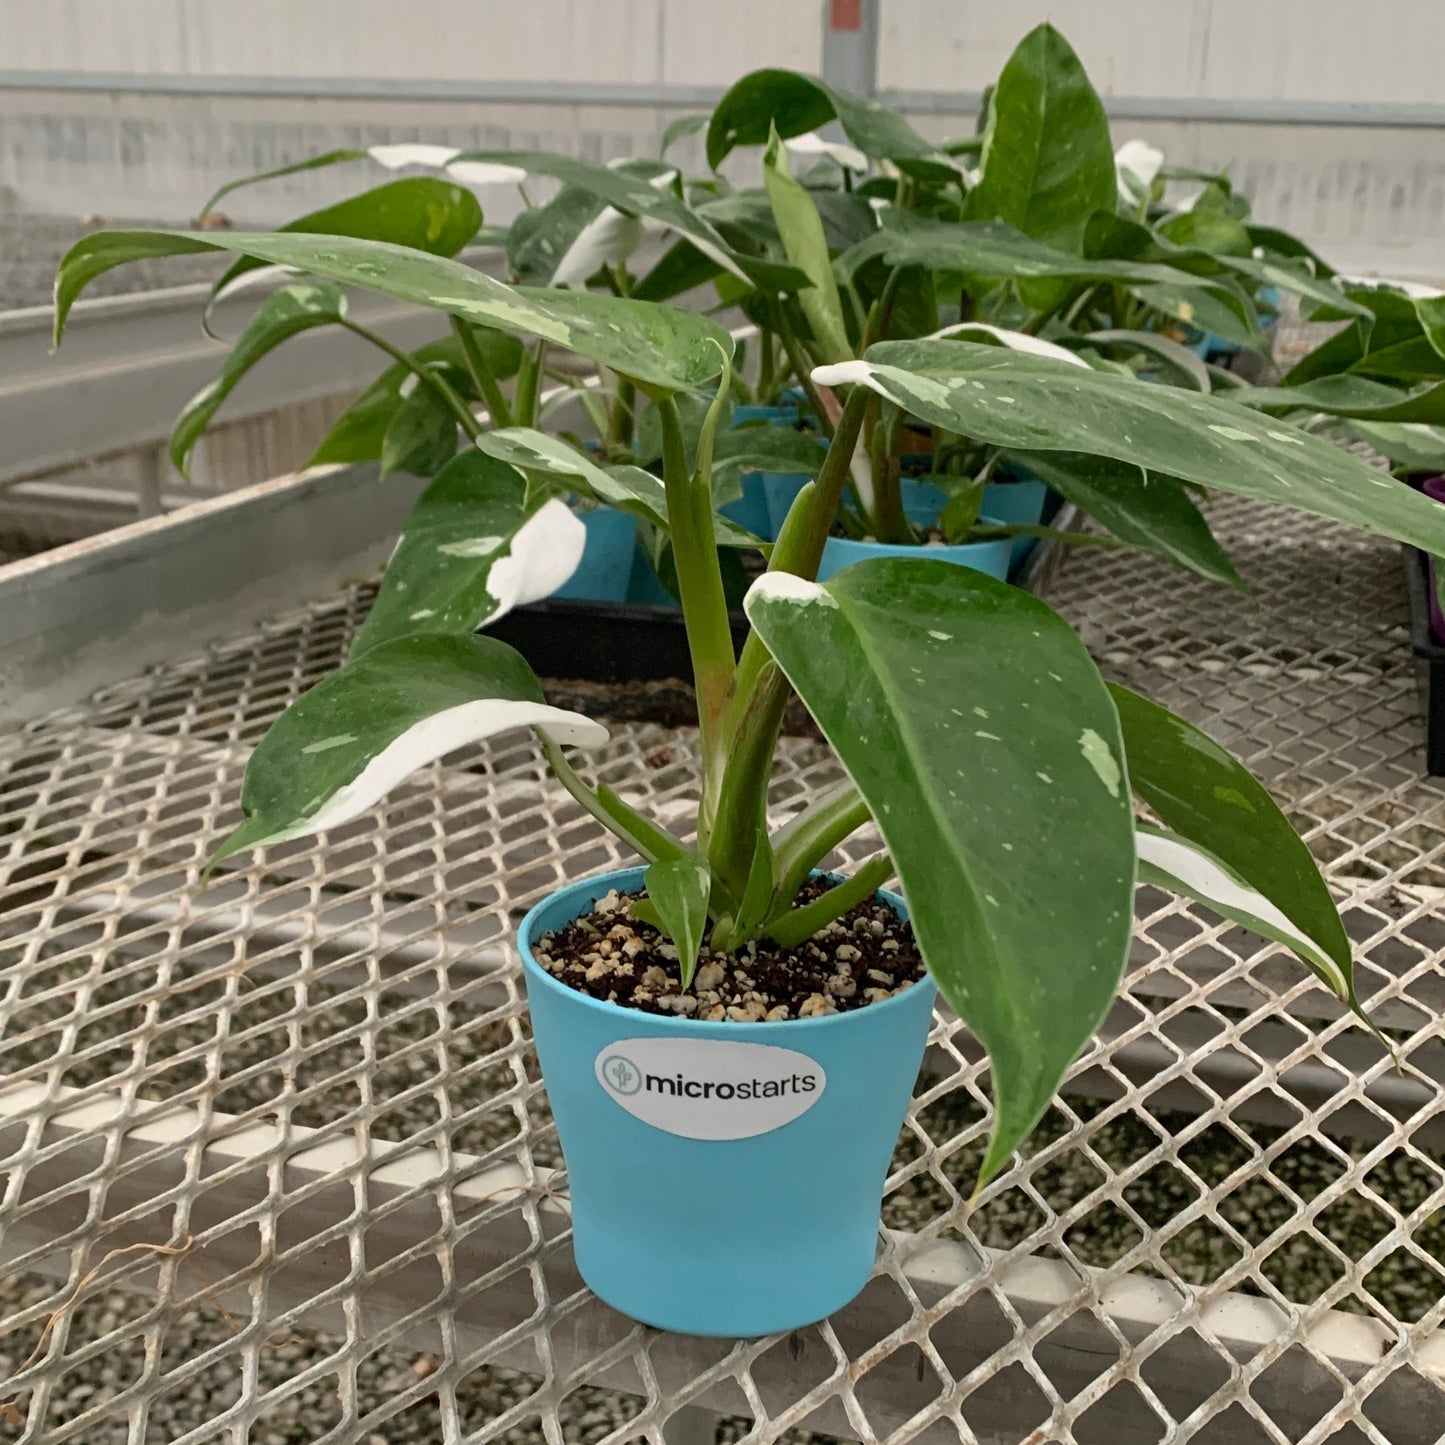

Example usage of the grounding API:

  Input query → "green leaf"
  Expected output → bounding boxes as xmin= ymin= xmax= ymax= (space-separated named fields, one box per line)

xmin=761 ymin=129 xmax=852 ymax=365
xmin=938 ymin=481 xmax=985 ymax=543
xmin=1285 ymin=283 xmax=1431 ymax=384
xmin=308 ymin=333 xmax=519 ymax=468
xmin=838 ymin=217 xmax=1223 ymax=288
xmin=350 ymin=451 xmax=585 ymax=656
xmin=630 ymin=236 xmax=728 ymax=304
xmin=963 ymin=23 xmax=1116 ymax=251
xmin=712 ymin=426 xmax=827 ymax=489
xmin=1245 ymin=225 xmax=1337 ymax=278
xmin=1346 ymin=420 xmax=1445 ymax=473
xmin=475 ymin=427 xmax=762 ymax=548
xmin=661 ymin=114 xmax=707 ymax=157
xmin=1006 ymin=452 xmax=1243 ymax=588
xmin=213 ymin=633 xmax=606 ymax=865
xmin=208 ymin=177 xmax=483 ymax=310
xmin=644 ymin=855 xmax=713 ymax=988
xmin=476 ymin=428 xmax=668 ymax=524
xmin=745 ymin=561 xmax=1136 ymax=1189
xmin=824 ymin=342 xmax=1445 ymax=556
xmin=1158 ymin=209 xmax=1253 ymax=258
xmin=171 ymin=280 xmax=346 ymax=477
xmin=1129 ymin=280 xmax=1263 ymax=349
xmin=706 ymin=68 xmax=950 ymax=176
xmin=1236 ymin=375 xmax=1445 ymax=425
xmin=1413 ymin=293 xmax=1445 ymax=360
xmin=379 ymin=384 xmax=458 ymax=479
xmin=702 ymin=188 xmax=882 ymax=255
xmin=1109 ymin=683 xmax=1351 ymax=996
xmin=199 ymin=147 xmax=368 ymax=218
xmin=1136 ymin=827 xmax=1354 ymax=996
xmin=55 ymin=231 xmax=734 ymax=395
xmin=453 ymin=149 xmax=806 ymax=293
xmin=1075 ymin=329 xmax=1211 ymax=391
xmin=506 ymin=183 xmax=609 ymax=285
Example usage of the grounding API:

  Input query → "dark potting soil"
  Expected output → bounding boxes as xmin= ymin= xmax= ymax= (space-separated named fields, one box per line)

xmin=534 ymin=878 xmax=926 ymax=1021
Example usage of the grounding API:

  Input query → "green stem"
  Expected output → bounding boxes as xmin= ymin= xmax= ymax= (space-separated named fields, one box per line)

xmin=769 ymin=782 xmax=872 ymax=914
xmin=609 ymin=375 xmax=637 ymax=452
xmin=1062 ymin=284 xmax=1101 ymax=331
xmin=657 ymin=396 xmax=735 ymax=832
xmin=758 ymin=326 xmax=776 ymax=401
xmin=869 ymin=404 xmax=911 ymax=543
xmin=775 ymin=320 xmax=832 ymax=439
xmin=705 ymin=386 xmax=873 ymax=902
xmin=540 ymin=735 xmax=685 ymax=863
xmin=765 ymin=854 xmax=893 ymax=949
xmin=343 ymin=319 xmax=482 ymax=441
xmin=514 ymin=340 xmax=546 ymax=428
xmin=449 ymin=317 xmax=513 ymax=429
xmin=862 ymin=267 xmax=905 ymax=352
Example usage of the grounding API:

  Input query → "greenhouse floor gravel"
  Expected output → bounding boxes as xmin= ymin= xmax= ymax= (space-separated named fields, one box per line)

xmin=4 ymin=491 xmax=1445 ymax=1443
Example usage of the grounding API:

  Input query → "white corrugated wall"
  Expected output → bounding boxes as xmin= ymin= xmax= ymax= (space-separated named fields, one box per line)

xmin=0 ymin=0 xmax=1440 ymax=277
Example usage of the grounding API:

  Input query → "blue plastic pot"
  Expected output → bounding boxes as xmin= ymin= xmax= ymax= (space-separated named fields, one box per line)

xmin=732 ymin=403 xmax=800 ymax=426
xmin=521 ymin=867 xmax=936 ymax=1336
xmin=720 ymin=473 xmax=773 ymax=538
xmin=552 ymin=505 xmax=638 ymax=602
xmin=814 ymin=479 xmax=1013 ymax=584
xmin=985 ymin=475 xmax=1050 ymax=574
xmin=818 ymin=530 xmax=1012 ymax=583
xmin=900 ymin=476 xmax=1046 ymax=573
xmin=761 ymin=470 xmax=817 ymax=538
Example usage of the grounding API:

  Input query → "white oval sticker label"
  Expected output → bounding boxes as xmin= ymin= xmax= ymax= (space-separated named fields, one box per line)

xmin=594 ymin=1037 xmax=826 ymax=1140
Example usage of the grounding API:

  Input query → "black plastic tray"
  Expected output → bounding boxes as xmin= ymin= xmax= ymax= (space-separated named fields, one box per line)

xmin=1401 ymin=544 xmax=1445 ymax=776
xmin=489 ymin=598 xmax=751 ymax=683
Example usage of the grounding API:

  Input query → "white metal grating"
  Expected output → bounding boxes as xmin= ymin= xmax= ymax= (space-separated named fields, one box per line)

xmin=2 ymin=493 xmax=1445 ymax=1444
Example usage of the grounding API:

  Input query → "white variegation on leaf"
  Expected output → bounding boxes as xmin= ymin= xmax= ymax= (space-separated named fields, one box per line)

xmin=208 ymin=261 xmax=307 ymax=311
xmin=552 ymin=208 xmax=653 ymax=287
xmin=784 ymin=131 xmax=868 ymax=173
xmin=806 ymin=340 xmax=1445 ymax=559
xmin=213 ymin=634 xmax=606 ymax=865
xmin=1115 ymin=138 xmax=1164 ymax=203
xmin=1136 ymin=827 xmax=1348 ymax=997
xmin=446 ymin=159 xmax=529 ymax=187
xmin=369 ymin=143 xmax=463 ymax=170
xmin=925 ymin=323 xmax=1092 ymax=369
xmin=277 ymin=698 xmax=606 ymax=846
xmin=486 ymin=498 xmax=587 ymax=612
xmin=350 ymin=454 xmax=586 ymax=657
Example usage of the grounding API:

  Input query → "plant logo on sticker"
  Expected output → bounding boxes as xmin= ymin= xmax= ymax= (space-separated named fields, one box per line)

xmin=594 ymin=1037 xmax=826 ymax=1140
xmin=599 ymin=1053 xmax=644 ymax=1096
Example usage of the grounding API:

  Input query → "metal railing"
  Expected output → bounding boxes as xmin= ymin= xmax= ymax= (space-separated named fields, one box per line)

xmin=2 ymin=483 xmax=1443 ymax=1442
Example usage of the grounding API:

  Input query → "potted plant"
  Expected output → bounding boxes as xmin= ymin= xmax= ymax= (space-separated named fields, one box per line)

xmin=54 ymin=199 xmax=1445 ymax=1338
xmin=698 ymin=26 xmax=1362 ymax=599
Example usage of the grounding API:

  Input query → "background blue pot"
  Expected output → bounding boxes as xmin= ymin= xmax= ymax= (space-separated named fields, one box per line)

xmin=720 ymin=473 xmax=773 ymax=539
xmin=815 ymin=480 xmax=1013 ymax=584
xmin=904 ymin=475 xmax=1050 ymax=576
xmin=552 ymin=505 xmax=638 ymax=602
xmin=761 ymin=470 xmax=817 ymax=538
xmin=521 ymin=867 xmax=936 ymax=1337
xmin=818 ymin=529 xmax=1012 ymax=583
xmin=732 ymin=402 xmax=800 ymax=426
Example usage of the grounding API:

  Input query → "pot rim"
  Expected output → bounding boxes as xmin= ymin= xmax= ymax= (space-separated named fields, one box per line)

xmin=519 ymin=864 xmax=936 ymax=1037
